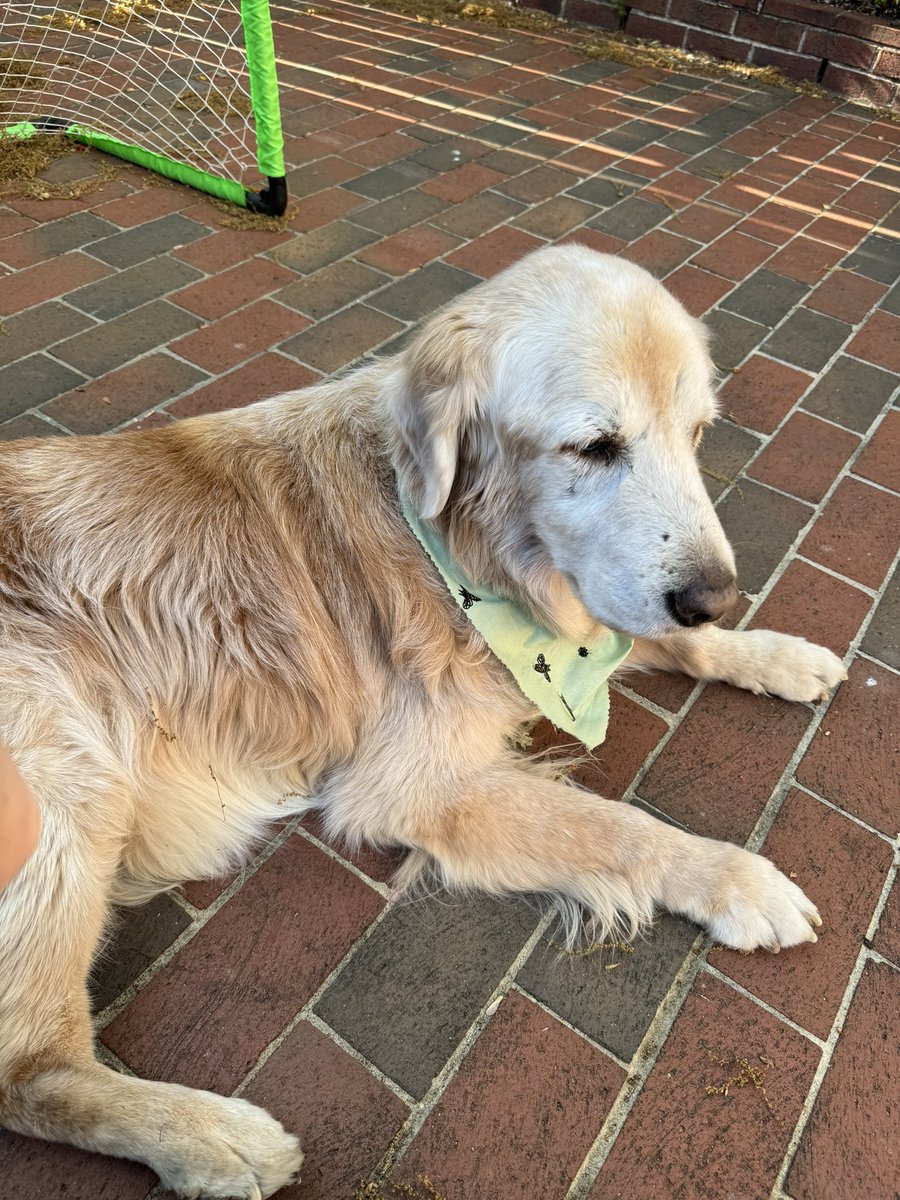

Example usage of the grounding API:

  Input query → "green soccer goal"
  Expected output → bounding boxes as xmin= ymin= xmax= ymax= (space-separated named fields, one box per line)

xmin=1 ymin=0 xmax=287 ymax=215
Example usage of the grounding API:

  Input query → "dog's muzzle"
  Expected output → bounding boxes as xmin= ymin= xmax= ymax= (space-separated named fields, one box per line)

xmin=666 ymin=572 xmax=738 ymax=627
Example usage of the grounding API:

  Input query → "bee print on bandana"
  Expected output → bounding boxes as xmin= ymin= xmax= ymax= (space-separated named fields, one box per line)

xmin=459 ymin=586 xmax=481 ymax=610
xmin=534 ymin=653 xmax=552 ymax=682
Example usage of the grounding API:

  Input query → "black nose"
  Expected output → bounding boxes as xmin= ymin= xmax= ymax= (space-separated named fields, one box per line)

xmin=666 ymin=575 xmax=738 ymax=627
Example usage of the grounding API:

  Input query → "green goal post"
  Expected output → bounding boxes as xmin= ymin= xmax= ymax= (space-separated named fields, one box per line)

xmin=2 ymin=0 xmax=287 ymax=216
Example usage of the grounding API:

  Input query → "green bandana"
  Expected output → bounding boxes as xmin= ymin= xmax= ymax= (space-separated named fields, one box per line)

xmin=401 ymin=499 xmax=634 ymax=748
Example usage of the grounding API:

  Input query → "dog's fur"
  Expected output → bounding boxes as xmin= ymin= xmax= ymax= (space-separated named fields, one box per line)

xmin=0 ymin=247 xmax=845 ymax=1197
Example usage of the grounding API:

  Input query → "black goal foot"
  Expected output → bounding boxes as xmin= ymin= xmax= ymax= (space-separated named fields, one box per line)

xmin=245 ymin=175 xmax=287 ymax=217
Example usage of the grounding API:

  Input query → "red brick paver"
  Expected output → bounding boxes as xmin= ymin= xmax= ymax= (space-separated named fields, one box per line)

xmin=747 ymin=410 xmax=859 ymax=503
xmin=788 ymin=963 xmax=900 ymax=1200
xmin=800 ymin=475 xmax=900 ymax=589
xmin=595 ymin=974 xmax=821 ymax=1200
xmin=719 ymin=354 xmax=814 ymax=432
xmin=797 ymin=658 xmax=900 ymax=836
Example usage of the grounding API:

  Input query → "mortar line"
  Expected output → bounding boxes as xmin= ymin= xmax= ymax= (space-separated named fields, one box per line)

xmin=120 ymin=347 xmax=328 ymax=431
xmin=615 ymin=521 xmax=856 ymax=825
xmin=774 ymin=404 xmax=884 ymax=438
xmin=701 ymin=964 xmax=826 ymax=1048
xmin=846 ymin=470 xmax=900 ymax=498
xmin=653 ymin=143 xmax=900 ymax=353
xmin=865 ymin=946 xmax=900 ymax=970
xmin=712 ymin=337 xmax=899 ymax=523
xmin=304 ymin=1011 xmax=417 ymax=1104
xmin=8 ymin=43 xmax=873 ymax=446
xmin=855 ymin=649 xmax=900 ymax=679
xmin=273 ymin=0 xmax=790 ymax=137
xmin=617 ymin=675 xmax=706 ymax=807
xmin=95 ymin=1042 xmax=136 ymax=1076
xmin=273 ymin=1 xmax=532 ymax=65
xmin=136 ymin=902 xmax=398 ymax=1200
xmin=508 ymin=982 xmax=631 ymax=1071
xmin=13 ymin=407 xmax=73 ymax=436
xmin=790 ymin=782 xmax=899 ymax=847
xmin=792 ymin=554 xmax=878 ymax=596
xmin=164 ymin=887 xmax=202 ymax=918
xmin=865 ymin=856 xmax=900 ymax=945
xmin=712 ymin=393 xmax=900 ymax=642
xmin=3 ymin=25 xmax=897 ymax=1200
xmin=568 ymin=493 xmax=900 ymax=1193
xmin=296 ymin=824 xmax=393 ymax=899
xmin=317 ymin=0 xmax=767 ymax=113
xmin=265 ymin=47 xmax=640 ymax=149
xmin=567 ymin=811 xmax=893 ymax=1200
xmin=37 ymin=314 xmax=214 ymax=407
xmin=736 ymin=475 xmax=819 ymax=506
xmin=608 ymin=679 xmax=676 ymax=726
xmin=632 ymin=793 xmax=690 ymax=831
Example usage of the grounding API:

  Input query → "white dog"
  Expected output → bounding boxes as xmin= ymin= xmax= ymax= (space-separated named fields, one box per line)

xmin=0 ymin=246 xmax=844 ymax=1197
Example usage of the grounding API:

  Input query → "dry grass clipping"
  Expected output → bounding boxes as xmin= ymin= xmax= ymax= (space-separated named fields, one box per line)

xmin=37 ymin=0 xmax=155 ymax=30
xmin=547 ymin=936 xmax=635 ymax=959
xmin=0 ymin=131 xmax=117 ymax=201
xmin=354 ymin=1176 xmax=447 ymax=1199
xmin=175 ymin=85 xmax=252 ymax=119
xmin=39 ymin=9 xmax=95 ymax=31
xmin=204 ymin=193 xmax=297 ymax=231
xmin=37 ymin=0 xmax=192 ymax=30
xmin=353 ymin=1123 xmax=449 ymax=1200
xmin=0 ymin=51 xmax=48 ymax=91
xmin=704 ymin=1049 xmax=779 ymax=1119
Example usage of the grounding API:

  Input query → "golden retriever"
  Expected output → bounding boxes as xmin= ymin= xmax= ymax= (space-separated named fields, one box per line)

xmin=0 ymin=246 xmax=845 ymax=1197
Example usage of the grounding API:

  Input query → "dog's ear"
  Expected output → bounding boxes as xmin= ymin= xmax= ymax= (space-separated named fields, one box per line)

xmin=385 ymin=307 xmax=486 ymax=520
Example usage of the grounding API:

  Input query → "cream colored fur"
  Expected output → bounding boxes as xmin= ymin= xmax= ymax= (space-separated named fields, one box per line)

xmin=0 ymin=246 xmax=844 ymax=1197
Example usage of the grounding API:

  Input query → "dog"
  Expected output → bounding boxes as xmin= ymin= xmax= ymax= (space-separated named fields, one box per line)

xmin=0 ymin=245 xmax=845 ymax=1197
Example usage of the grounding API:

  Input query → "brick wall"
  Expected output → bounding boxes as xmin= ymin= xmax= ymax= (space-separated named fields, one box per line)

xmin=532 ymin=0 xmax=900 ymax=107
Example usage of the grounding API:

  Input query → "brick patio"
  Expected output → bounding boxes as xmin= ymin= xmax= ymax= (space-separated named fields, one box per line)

xmin=1 ymin=3 xmax=899 ymax=1197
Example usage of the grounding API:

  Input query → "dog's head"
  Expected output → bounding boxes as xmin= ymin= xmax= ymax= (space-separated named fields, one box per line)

xmin=386 ymin=244 xmax=737 ymax=641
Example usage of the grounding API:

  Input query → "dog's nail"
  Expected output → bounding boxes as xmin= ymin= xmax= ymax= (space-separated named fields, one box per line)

xmin=809 ymin=912 xmax=823 ymax=927
xmin=767 ymin=942 xmax=781 ymax=954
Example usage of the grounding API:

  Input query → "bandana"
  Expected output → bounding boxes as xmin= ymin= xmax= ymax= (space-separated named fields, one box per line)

xmin=401 ymin=499 xmax=634 ymax=747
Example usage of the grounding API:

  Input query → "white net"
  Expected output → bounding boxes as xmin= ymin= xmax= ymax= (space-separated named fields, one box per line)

xmin=0 ymin=0 xmax=259 ymax=184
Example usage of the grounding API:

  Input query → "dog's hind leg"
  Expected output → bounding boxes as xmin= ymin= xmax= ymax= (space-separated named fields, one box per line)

xmin=0 ymin=806 xmax=301 ymax=1199
xmin=378 ymin=759 xmax=821 ymax=954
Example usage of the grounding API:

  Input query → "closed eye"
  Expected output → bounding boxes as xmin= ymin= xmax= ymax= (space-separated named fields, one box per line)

xmin=563 ymin=434 xmax=625 ymax=466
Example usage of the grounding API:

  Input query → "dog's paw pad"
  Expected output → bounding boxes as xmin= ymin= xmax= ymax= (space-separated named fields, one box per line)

xmin=704 ymin=851 xmax=821 ymax=954
xmin=736 ymin=632 xmax=846 ymax=703
xmin=158 ymin=1094 xmax=302 ymax=1199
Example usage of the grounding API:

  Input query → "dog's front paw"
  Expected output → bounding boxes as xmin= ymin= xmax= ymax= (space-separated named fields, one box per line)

xmin=729 ymin=630 xmax=847 ymax=702
xmin=703 ymin=848 xmax=821 ymax=953
xmin=156 ymin=1092 xmax=302 ymax=1199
